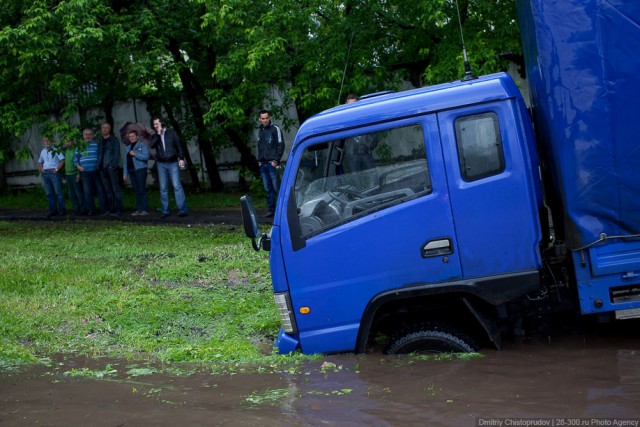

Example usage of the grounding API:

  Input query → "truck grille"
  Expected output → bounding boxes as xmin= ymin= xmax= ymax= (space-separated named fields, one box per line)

xmin=610 ymin=284 xmax=640 ymax=303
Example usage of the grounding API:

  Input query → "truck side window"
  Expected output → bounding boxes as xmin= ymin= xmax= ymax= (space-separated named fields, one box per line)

xmin=295 ymin=124 xmax=431 ymax=237
xmin=455 ymin=112 xmax=505 ymax=181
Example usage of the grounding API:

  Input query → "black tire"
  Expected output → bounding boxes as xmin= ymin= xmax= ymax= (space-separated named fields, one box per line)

xmin=385 ymin=324 xmax=478 ymax=354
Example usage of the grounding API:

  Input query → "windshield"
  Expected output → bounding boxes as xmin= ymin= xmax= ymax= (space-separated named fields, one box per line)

xmin=294 ymin=124 xmax=431 ymax=237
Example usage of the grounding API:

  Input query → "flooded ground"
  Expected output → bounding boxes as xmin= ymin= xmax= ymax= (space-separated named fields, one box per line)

xmin=2 ymin=320 xmax=640 ymax=426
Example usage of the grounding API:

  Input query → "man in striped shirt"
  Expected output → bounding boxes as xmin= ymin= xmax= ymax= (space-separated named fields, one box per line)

xmin=75 ymin=129 xmax=107 ymax=216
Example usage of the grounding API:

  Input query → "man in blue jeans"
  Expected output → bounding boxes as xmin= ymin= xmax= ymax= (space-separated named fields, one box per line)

xmin=76 ymin=128 xmax=108 ymax=216
xmin=38 ymin=137 xmax=67 ymax=218
xmin=150 ymin=117 xmax=188 ymax=218
xmin=257 ymin=109 xmax=285 ymax=218
xmin=97 ymin=122 xmax=123 ymax=216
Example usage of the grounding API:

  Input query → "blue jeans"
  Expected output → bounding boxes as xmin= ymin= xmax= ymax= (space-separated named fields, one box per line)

xmin=42 ymin=172 xmax=66 ymax=215
xmin=260 ymin=162 xmax=279 ymax=213
xmin=130 ymin=168 xmax=149 ymax=212
xmin=81 ymin=170 xmax=107 ymax=214
xmin=156 ymin=161 xmax=187 ymax=215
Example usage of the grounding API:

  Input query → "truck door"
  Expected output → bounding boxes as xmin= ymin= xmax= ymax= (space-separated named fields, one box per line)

xmin=280 ymin=115 xmax=462 ymax=354
xmin=436 ymin=102 xmax=542 ymax=278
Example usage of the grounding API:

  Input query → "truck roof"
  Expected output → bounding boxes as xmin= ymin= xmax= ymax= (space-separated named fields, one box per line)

xmin=294 ymin=72 xmax=522 ymax=145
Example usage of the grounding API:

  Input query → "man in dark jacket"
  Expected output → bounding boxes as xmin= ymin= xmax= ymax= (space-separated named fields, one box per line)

xmin=150 ymin=117 xmax=188 ymax=218
xmin=97 ymin=122 xmax=123 ymax=216
xmin=257 ymin=109 xmax=285 ymax=217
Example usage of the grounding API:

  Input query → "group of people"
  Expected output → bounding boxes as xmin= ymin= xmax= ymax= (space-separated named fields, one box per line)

xmin=37 ymin=117 xmax=189 ymax=219
xmin=39 ymin=107 xmax=317 ymax=220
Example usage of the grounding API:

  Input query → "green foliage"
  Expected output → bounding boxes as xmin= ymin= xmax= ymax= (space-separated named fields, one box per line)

xmin=41 ymin=121 xmax=82 ymax=148
xmin=0 ymin=0 xmax=522 ymax=187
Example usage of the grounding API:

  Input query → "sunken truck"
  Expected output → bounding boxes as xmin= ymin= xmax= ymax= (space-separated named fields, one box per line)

xmin=241 ymin=0 xmax=640 ymax=354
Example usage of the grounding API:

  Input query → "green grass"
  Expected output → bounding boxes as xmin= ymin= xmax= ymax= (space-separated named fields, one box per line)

xmin=0 ymin=219 xmax=306 ymax=371
xmin=0 ymin=185 xmax=266 ymax=211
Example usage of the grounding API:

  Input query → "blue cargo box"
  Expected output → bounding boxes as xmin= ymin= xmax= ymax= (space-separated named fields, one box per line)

xmin=516 ymin=0 xmax=640 ymax=249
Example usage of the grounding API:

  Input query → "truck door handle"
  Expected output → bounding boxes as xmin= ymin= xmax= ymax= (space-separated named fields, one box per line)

xmin=421 ymin=238 xmax=453 ymax=258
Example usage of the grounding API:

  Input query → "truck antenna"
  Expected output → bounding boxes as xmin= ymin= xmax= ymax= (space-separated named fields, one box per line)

xmin=455 ymin=0 xmax=477 ymax=81
xmin=338 ymin=30 xmax=355 ymax=105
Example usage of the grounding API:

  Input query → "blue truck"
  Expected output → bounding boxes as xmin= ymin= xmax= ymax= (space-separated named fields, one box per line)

xmin=241 ymin=0 xmax=640 ymax=354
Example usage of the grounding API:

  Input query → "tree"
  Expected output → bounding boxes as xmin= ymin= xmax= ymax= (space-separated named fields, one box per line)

xmin=0 ymin=0 xmax=137 ymax=146
xmin=0 ymin=0 xmax=522 ymax=191
xmin=201 ymin=0 xmax=521 ymax=125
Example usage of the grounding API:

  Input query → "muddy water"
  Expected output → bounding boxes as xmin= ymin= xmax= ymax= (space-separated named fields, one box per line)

xmin=2 ymin=323 xmax=640 ymax=426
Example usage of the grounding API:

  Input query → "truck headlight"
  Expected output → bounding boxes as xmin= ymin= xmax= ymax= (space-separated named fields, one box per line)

xmin=274 ymin=292 xmax=297 ymax=334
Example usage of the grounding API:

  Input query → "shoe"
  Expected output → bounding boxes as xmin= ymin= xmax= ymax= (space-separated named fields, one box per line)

xmin=161 ymin=213 xmax=170 ymax=219
xmin=110 ymin=212 xmax=122 ymax=217
xmin=86 ymin=212 xmax=95 ymax=216
xmin=59 ymin=211 xmax=67 ymax=216
xmin=137 ymin=211 xmax=149 ymax=216
xmin=131 ymin=211 xmax=141 ymax=216
xmin=261 ymin=211 xmax=275 ymax=218
xmin=101 ymin=211 xmax=111 ymax=216
xmin=177 ymin=212 xmax=188 ymax=217
xmin=47 ymin=212 xmax=58 ymax=218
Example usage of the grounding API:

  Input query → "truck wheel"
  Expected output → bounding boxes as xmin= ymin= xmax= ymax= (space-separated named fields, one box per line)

xmin=385 ymin=324 xmax=478 ymax=354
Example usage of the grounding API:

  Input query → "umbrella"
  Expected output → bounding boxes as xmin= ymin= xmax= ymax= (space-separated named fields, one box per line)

xmin=119 ymin=122 xmax=154 ymax=144
xmin=119 ymin=122 xmax=156 ymax=158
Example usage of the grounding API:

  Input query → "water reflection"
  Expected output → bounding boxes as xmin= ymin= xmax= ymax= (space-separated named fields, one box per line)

xmin=277 ymin=332 xmax=640 ymax=425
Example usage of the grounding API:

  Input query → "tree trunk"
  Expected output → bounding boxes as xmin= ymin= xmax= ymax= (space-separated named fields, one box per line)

xmin=100 ymin=98 xmax=116 ymax=131
xmin=167 ymin=38 xmax=224 ymax=192
xmin=163 ymin=104 xmax=201 ymax=189
xmin=224 ymin=126 xmax=259 ymax=176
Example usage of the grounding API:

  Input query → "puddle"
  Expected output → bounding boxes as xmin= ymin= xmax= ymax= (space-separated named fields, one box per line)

xmin=2 ymin=322 xmax=640 ymax=426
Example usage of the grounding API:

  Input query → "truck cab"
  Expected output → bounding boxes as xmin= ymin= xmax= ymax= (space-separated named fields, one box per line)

xmin=244 ymin=72 xmax=545 ymax=354
xmin=242 ymin=0 xmax=640 ymax=355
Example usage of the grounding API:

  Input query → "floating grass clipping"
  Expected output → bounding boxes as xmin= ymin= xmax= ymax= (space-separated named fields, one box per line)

xmin=410 ymin=352 xmax=484 ymax=362
xmin=243 ymin=388 xmax=295 ymax=408
xmin=63 ymin=364 xmax=119 ymax=379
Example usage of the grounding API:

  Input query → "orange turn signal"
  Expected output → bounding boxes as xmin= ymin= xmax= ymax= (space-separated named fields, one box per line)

xmin=299 ymin=307 xmax=310 ymax=314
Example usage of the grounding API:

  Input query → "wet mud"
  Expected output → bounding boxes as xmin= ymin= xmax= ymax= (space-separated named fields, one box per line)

xmin=2 ymin=321 xmax=640 ymax=426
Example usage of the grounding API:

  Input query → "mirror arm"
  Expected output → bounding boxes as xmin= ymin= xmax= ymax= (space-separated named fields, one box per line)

xmin=251 ymin=237 xmax=260 ymax=252
xmin=251 ymin=233 xmax=269 ymax=252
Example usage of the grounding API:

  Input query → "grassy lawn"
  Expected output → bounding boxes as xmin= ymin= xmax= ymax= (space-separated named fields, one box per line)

xmin=0 ymin=185 xmax=264 ymax=211
xmin=0 ymin=206 xmax=309 ymax=372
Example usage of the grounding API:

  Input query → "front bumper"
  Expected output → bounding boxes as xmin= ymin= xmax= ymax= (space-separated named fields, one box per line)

xmin=274 ymin=327 xmax=300 ymax=354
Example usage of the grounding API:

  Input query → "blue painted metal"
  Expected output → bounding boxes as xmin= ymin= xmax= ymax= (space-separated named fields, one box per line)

xmin=272 ymin=73 xmax=543 ymax=354
xmin=274 ymin=327 xmax=299 ymax=354
xmin=291 ymin=73 xmax=522 ymax=146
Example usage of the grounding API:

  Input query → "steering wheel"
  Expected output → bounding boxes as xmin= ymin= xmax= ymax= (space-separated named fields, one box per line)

xmin=328 ymin=185 xmax=364 ymax=204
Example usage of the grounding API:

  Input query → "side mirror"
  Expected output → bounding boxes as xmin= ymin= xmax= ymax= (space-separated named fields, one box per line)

xmin=240 ymin=194 xmax=270 ymax=252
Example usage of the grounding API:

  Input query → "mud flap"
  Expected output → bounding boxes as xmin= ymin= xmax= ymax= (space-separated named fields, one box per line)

xmin=463 ymin=297 xmax=502 ymax=350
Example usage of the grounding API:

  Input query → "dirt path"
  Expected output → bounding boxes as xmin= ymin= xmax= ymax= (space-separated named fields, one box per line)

xmin=0 ymin=207 xmax=251 ymax=226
